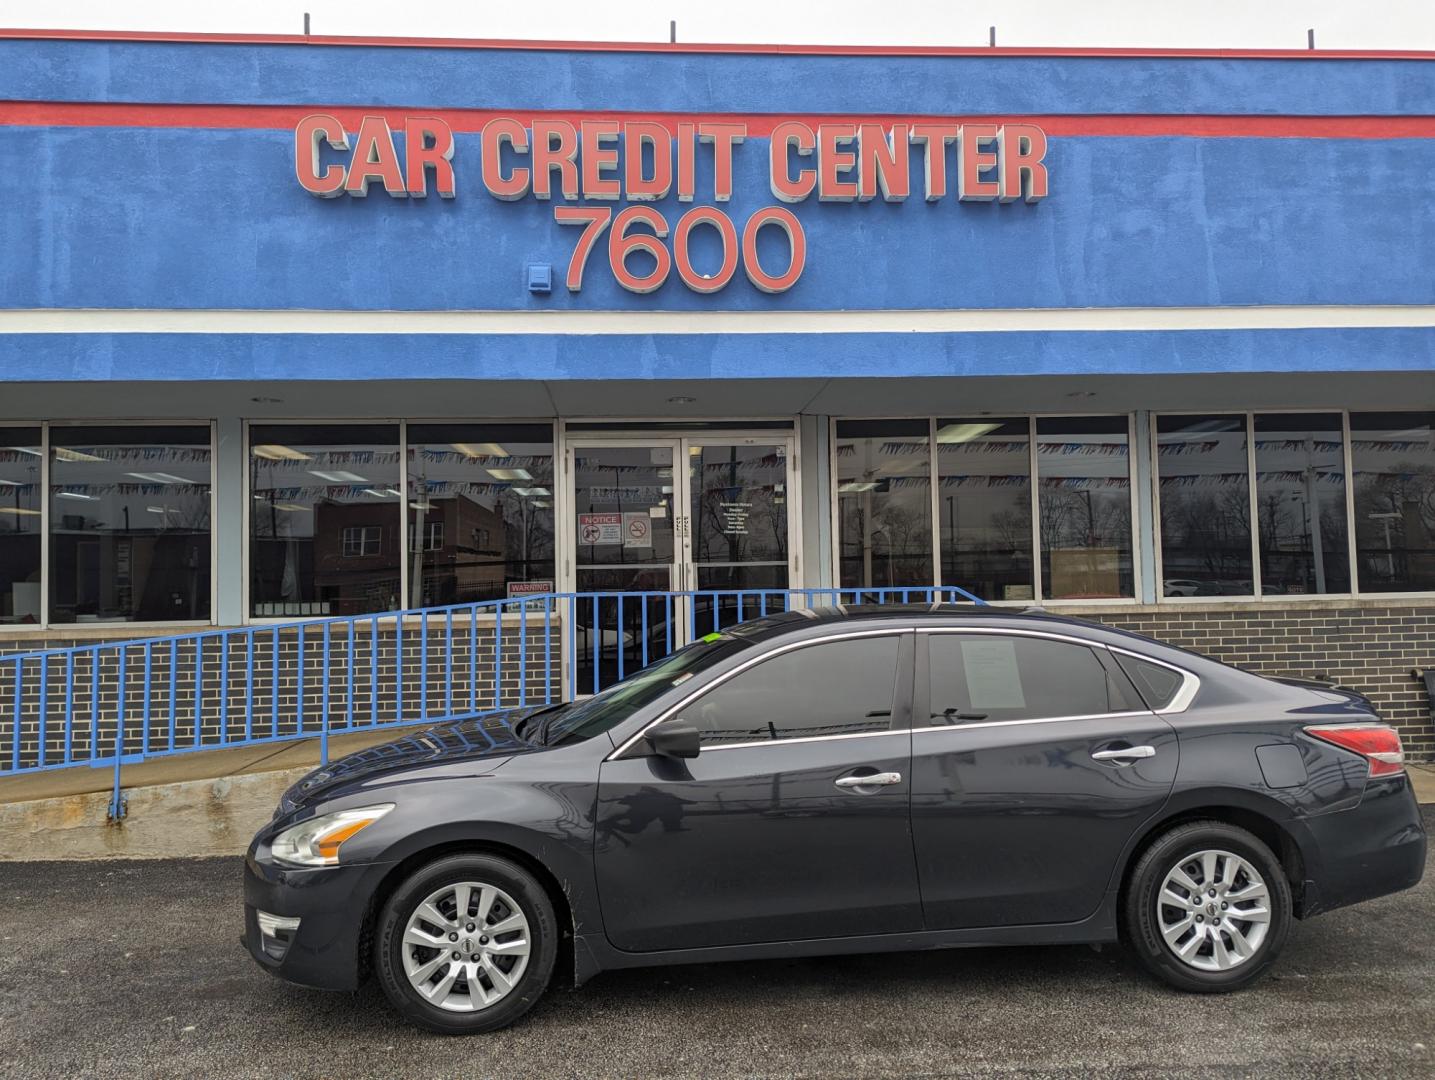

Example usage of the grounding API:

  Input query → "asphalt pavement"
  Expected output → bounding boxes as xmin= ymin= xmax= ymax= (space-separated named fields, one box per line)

xmin=1 ymin=810 xmax=1431 ymax=1079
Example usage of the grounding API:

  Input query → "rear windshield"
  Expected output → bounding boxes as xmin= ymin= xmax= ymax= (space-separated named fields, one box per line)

xmin=543 ymin=634 xmax=754 ymax=744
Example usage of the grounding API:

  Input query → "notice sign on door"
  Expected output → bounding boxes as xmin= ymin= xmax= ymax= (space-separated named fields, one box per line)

xmin=578 ymin=512 xmax=622 ymax=545
xmin=622 ymin=512 xmax=652 ymax=548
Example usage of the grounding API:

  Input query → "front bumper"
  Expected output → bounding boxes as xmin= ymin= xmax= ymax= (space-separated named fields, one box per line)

xmin=242 ymin=850 xmax=396 ymax=991
xmin=1300 ymin=774 xmax=1427 ymax=917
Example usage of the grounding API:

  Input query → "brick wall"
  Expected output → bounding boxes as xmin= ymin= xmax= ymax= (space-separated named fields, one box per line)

xmin=1071 ymin=599 xmax=1435 ymax=762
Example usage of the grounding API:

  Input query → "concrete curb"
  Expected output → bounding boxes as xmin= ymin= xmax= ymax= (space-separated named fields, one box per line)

xmin=0 ymin=766 xmax=307 ymax=860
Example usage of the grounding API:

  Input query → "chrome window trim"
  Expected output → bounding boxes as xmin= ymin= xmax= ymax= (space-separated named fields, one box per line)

xmin=606 ymin=628 xmax=909 ymax=761
xmin=909 ymin=710 xmax=1151 ymax=735
xmin=690 ymin=728 xmax=909 ymax=753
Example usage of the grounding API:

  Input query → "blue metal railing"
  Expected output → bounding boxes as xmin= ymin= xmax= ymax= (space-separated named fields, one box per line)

xmin=0 ymin=585 xmax=980 ymax=815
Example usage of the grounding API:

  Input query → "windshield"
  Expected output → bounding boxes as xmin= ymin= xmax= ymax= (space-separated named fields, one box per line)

xmin=542 ymin=634 xmax=754 ymax=745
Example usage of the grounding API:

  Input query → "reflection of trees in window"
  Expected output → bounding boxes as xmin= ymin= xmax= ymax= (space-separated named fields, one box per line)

xmin=835 ymin=422 xmax=932 ymax=588
xmin=1351 ymin=411 xmax=1435 ymax=591
xmin=1036 ymin=418 xmax=1134 ymax=599
xmin=50 ymin=425 xmax=213 ymax=623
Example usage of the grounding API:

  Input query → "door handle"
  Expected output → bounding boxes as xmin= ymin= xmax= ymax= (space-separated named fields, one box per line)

xmin=835 ymin=771 xmax=902 ymax=788
xmin=1091 ymin=745 xmax=1156 ymax=762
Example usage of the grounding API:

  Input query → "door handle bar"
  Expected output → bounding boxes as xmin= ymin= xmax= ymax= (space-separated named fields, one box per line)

xmin=1091 ymin=745 xmax=1156 ymax=761
xmin=834 ymin=772 xmax=902 ymax=788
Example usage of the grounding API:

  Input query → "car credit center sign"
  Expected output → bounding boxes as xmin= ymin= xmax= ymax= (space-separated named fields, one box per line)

xmin=294 ymin=114 xmax=1050 ymax=294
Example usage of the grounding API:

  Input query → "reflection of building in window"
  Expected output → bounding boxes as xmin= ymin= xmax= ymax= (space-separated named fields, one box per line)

xmin=341 ymin=525 xmax=383 ymax=558
xmin=408 ymin=520 xmax=444 ymax=552
xmin=412 ymin=494 xmax=508 ymax=606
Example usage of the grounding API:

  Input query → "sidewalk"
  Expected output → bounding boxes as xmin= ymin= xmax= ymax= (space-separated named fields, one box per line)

xmin=1408 ymin=764 xmax=1435 ymax=805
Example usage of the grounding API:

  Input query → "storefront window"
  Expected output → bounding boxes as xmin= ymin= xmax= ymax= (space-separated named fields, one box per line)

xmin=249 ymin=424 xmax=401 ymax=617
xmin=835 ymin=420 xmax=932 ymax=589
xmin=1037 ymin=417 xmax=1134 ymax=599
xmin=1155 ymin=415 xmax=1252 ymax=597
xmin=0 ymin=429 xmax=43 ymax=624
xmin=1351 ymin=411 xmax=1435 ymax=593
xmin=49 ymin=425 xmax=212 ymax=623
xmin=936 ymin=418 xmax=1033 ymax=602
xmin=404 ymin=424 xmax=556 ymax=605
xmin=1254 ymin=413 xmax=1350 ymax=595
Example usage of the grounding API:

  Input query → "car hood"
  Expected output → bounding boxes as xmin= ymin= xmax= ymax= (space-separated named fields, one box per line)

xmin=277 ymin=706 xmax=552 ymax=813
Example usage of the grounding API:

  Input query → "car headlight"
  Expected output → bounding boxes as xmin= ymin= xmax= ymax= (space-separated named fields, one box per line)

xmin=270 ymin=804 xmax=394 ymax=867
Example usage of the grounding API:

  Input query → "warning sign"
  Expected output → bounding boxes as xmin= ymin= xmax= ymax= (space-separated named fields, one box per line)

xmin=623 ymin=512 xmax=652 ymax=549
xmin=578 ymin=513 xmax=622 ymax=545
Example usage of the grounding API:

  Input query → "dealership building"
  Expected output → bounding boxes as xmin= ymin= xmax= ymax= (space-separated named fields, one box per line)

xmin=0 ymin=30 xmax=1433 ymax=759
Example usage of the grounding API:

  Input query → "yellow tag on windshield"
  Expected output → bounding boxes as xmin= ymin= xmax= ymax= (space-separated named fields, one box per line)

xmin=701 ymin=632 xmax=724 ymax=643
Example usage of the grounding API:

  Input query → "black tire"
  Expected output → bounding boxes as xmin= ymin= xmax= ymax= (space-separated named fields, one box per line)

xmin=1123 ymin=820 xmax=1292 ymax=993
xmin=375 ymin=853 xmax=558 ymax=1034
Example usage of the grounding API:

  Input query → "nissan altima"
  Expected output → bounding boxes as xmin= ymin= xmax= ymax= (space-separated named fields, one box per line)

xmin=242 ymin=605 xmax=1426 ymax=1034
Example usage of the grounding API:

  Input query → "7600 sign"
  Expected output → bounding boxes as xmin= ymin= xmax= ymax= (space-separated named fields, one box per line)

xmin=554 ymin=205 xmax=805 ymax=294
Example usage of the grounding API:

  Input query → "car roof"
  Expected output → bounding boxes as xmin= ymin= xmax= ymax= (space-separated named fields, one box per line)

xmin=722 ymin=603 xmax=1108 ymax=643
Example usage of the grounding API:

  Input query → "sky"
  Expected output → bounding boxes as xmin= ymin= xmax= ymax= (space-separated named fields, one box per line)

xmin=4 ymin=0 xmax=1435 ymax=50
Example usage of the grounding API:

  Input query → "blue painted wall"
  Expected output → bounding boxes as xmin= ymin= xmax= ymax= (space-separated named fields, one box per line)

xmin=3 ymin=127 xmax=1434 ymax=311
xmin=4 ymin=40 xmax=1435 ymax=116
xmin=5 ymin=327 xmax=1434 ymax=382
xmin=2 ymin=39 xmax=1433 ymax=382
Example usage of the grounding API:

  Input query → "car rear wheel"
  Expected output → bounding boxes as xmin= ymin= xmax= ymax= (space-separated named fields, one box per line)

xmin=1123 ymin=820 xmax=1292 ymax=992
xmin=375 ymin=853 xmax=557 ymax=1034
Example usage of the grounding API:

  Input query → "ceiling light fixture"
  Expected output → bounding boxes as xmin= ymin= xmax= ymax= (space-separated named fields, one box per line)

xmin=252 ymin=445 xmax=312 ymax=461
xmin=935 ymin=422 xmax=1002 ymax=445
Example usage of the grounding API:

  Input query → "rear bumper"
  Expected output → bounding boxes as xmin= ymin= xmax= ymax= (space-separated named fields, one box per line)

xmin=242 ymin=851 xmax=396 ymax=991
xmin=1300 ymin=774 xmax=1426 ymax=917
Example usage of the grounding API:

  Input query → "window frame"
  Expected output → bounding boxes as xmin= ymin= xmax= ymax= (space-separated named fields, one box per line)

xmin=914 ymin=627 xmax=1150 ymax=730
xmin=1150 ymin=408 xmax=1370 ymax=604
xmin=242 ymin=418 xmax=559 ymax=624
xmin=340 ymin=524 xmax=384 ymax=558
xmin=0 ymin=419 xmax=217 ymax=631
xmin=609 ymin=629 xmax=913 ymax=758
xmin=829 ymin=414 xmax=1141 ymax=606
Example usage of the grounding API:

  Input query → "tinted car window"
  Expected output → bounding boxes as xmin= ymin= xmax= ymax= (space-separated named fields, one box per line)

xmin=927 ymin=635 xmax=1120 ymax=723
xmin=543 ymin=634 xmax=754 ymax=745
xmin=683 ymin=636 xmax=901 ymax=746
xmin=1114 ymin=654 xmax=1186 ymax=710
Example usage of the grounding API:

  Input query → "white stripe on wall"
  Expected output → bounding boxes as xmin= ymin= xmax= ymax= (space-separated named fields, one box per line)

xmin=3 ymin=306 xmax=1435 ymax=335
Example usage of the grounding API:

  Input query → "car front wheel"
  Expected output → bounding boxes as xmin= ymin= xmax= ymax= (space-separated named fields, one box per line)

xmin=1123 ymin=820 xmax=1292 ymax=992
xmin=375 ymin=853 xmax=557 ymax=1034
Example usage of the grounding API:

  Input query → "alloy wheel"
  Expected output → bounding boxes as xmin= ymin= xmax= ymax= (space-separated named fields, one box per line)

xmin=400 ymin=880 xmax=532 ymax=1012
xmin=1155 ymin=848 xmax=1272 ymax=972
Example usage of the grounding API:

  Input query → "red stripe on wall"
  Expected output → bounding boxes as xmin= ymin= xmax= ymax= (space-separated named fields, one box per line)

xmin=4 ymin=102 xmax=1435 ymax=138
xmin=4 ymin=27 xmax=1435 ymax=60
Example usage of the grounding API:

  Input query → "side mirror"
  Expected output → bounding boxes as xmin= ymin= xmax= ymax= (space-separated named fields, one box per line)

xmin=646 ymin=718 xmax=700 ymax=759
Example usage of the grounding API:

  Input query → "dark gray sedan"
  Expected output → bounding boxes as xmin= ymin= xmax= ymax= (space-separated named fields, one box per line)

xmin=242 ymin=605 xmax=1426 ymax=1034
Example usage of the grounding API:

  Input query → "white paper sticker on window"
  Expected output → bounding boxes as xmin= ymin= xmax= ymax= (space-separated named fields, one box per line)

xmin=961 ymin=639 xmax=1026 ymax=710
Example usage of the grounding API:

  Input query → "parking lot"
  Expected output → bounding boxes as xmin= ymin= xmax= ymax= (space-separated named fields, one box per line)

xmin=1 ymin=810 xmax=1431 ymax=1079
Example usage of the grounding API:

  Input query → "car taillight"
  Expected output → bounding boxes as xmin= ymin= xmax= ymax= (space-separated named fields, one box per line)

xmin=1305 ymin=723 xmax=1405 ymax=778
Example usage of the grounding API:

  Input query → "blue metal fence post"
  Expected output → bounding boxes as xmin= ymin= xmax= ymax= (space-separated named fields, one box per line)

xmin=321 ymin=622 xmax=331 ymax=765
xmin=109 ymin=648 xmax=126 ymax=821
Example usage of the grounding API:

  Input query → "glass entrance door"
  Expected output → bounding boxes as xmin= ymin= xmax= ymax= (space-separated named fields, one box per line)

xmin=687 ymin=439 xmax=792 ymax=634
xmin=569 ymin=441 xmax=682 ymax=691
xmin=566 ymin=433 xmax=798 ymax=691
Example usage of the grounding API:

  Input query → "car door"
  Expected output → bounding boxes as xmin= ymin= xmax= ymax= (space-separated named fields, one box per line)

xmin=594 ymin=631 xmax=921 ymax=952
xmin=910 ymin=629 xmax=1179 ymax=929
